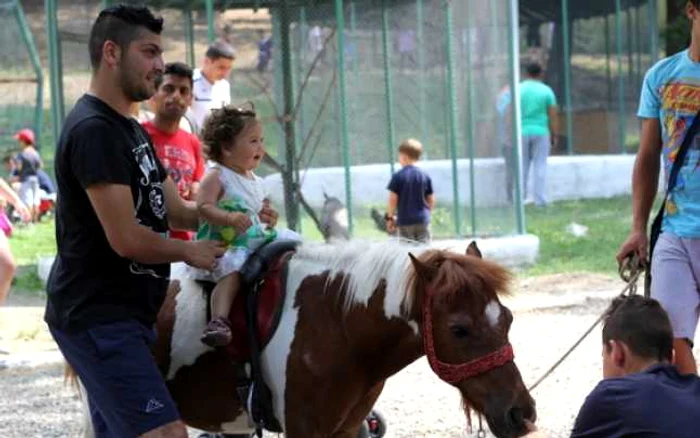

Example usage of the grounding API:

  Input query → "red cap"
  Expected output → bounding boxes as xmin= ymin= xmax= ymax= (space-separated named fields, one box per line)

xmin=14 ymin=128 xmax=35 ymax=145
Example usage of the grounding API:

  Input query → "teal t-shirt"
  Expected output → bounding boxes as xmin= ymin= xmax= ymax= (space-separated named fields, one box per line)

xmin=638 ymin=49 xmax=700 ymax=238
xmin=520 ymin=79 xmax=557 ymax=136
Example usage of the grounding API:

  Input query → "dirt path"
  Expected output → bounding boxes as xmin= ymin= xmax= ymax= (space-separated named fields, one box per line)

xmin=1 ymin=273 xmax=696 ymax=437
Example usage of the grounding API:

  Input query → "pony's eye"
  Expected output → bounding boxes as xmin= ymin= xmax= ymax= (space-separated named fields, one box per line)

xmin=450 ymin=325 xmax=469 ymax=339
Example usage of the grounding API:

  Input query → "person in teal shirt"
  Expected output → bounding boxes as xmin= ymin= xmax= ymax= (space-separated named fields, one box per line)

xmin=520 ymin=62 xmax=558 ymax=206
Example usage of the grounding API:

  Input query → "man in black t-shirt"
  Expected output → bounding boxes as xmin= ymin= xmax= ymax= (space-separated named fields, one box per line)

xmin=44 ymin=6 xmax=225 ymax=438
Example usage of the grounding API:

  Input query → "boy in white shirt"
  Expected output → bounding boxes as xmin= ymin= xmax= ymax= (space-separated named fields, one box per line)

xmin=192 ymin=41 xmax=235 ymax=132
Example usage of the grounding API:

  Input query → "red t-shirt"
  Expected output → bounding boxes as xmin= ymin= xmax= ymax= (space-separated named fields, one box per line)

xmin=142 ymin=121 xmax=205 ymax=240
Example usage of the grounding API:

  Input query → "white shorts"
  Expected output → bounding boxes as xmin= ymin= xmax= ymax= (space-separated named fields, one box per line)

xmin=18 ymin=177 xmax=40 ymax=208
xmin=651 ymin=232 xmax=700 ymax=341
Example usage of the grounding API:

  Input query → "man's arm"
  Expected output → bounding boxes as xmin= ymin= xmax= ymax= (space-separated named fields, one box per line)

xmin=616 ymin=118 xmax=662 ymax=263
xmin=632 ymin=118 xmax=663 ymax=232
xmin=87 ymin=183 xmax=194 ymax=264
xmin=162 ymin=177 xmax=198 ymax=231
xmin=548 ymin=105 xmax=559 ymax=147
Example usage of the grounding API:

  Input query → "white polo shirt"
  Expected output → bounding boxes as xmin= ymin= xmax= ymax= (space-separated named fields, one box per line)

xmin=192 ymin=68 xmax=231 ymax=130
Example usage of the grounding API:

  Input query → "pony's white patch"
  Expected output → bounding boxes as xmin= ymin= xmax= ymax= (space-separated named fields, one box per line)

xmin=484 ymin=300 xmax=501 ymax=328
xmin=292 ymin=240 xmax=429 ymax=320
xmin=167 ymin=262 xmax=213 ymax=380
xmin=260 ymin=256 xmax=327 ymax=430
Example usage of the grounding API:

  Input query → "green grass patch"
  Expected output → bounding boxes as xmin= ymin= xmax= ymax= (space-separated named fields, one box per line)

xmin=9 ymin=220 xmax=55 ymax=294
xmin=523 ymin=196 xmax=635 ymax=276
xmin=5 ymin=196 xmax=641 ymax=294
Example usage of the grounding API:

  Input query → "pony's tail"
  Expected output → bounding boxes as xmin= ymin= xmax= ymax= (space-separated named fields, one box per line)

xmin=64 ymin=362 xmax=81 ymax=393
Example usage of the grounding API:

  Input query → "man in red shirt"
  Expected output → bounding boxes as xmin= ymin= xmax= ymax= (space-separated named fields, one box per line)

xmin=143 ymin=62 xmax=205 ymax=240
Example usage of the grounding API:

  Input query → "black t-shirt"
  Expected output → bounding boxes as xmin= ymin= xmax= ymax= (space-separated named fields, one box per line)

xmin=387 ymin=165 xmax=433 ymax=226
xmin=45 ymin=94 xmax=170 ymax=332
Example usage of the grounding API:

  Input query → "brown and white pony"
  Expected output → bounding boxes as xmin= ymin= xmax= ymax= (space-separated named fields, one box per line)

xmin=73 ymin=240 xmax=535 ymax=438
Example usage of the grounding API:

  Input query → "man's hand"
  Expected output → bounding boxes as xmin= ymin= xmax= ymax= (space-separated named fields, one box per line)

xmin=228 ymin=212 xmax=253 ymax=234
xmin=259 ymin=198 xmax=279 ymax=228
xmin=616 ymin=230 xmax=649 ymax=267
xmin=184 ymin=240 xmax=226 ymax=270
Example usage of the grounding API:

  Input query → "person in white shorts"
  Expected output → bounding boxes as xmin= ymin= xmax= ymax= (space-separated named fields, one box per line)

xmin=191 ymin=41 xmax=235 ymax=133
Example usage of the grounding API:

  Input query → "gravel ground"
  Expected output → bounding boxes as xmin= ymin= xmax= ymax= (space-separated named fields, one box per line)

xmin=1 ymin=274 xmax=698 ymax=438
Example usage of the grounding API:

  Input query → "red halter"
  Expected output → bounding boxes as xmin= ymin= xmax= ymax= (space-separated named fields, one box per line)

xmin=421 ymin=287 xmax=514 ymax=384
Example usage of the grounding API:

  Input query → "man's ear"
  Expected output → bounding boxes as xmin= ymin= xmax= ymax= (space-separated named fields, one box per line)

xmin=102 ymin=40 xmax=122 ymax=69
xmin=610 ymin=340 xmax=627 ymax=368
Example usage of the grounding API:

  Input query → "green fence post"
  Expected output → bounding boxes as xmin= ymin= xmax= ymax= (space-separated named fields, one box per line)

xmin=464 ymin=1 xmax=476 ymax=235
xmin=206 ymin=0 xmax=215 ymax=43
xmin=615 ymin=0 xmax=626 ymax=154
xmin=561 ymin=0 xmax=574 ymax=155
xmin=605 ymin=14 xmax=612 ymax=109
xmin=444 ymin=0 xmax=462 ymax=237
xmin=349 ymin=2 xmax=360 ymax=163
xmin=280 ymin=0 xmax=300 ymax=231
xmin=14 ymin=0 xmax=43 ymax=148
xmin=45 ymin=0 xmax=64 ymax=146
xmin=417 ymin=0 xmax=427 ymax=155
xmin=381 ymin=0 xmax=396 ymax=174
xmin=335 ymin=0 xmax=354 ymax=235
xmin=507 ymin=0 xmax=525 ymax=234
xmin=184 ymin=1 xmax=195 ymax=67
xmin=648 ymin=0 xmax=659 ymax=65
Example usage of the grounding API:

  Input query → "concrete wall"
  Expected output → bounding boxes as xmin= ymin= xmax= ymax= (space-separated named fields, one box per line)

xmin=263 ymin=154 xmax=657 ymax=208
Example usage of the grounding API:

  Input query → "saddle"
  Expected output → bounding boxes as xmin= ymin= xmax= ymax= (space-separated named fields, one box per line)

xmin=197 ymin=239 xmax=300 ymax=435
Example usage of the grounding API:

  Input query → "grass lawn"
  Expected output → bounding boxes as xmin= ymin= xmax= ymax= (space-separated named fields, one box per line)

xmin=6 ymin=195 xmax=638 ymax=295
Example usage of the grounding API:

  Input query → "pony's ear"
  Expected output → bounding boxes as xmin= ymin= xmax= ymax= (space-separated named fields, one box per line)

xmin=466 ymin=241 xmax=482 ymax=258
xmin=409 ymin=253 xmax=437 ymax=279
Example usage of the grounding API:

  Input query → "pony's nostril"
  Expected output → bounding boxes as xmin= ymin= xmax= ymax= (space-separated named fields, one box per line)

xmin=508 ymin=407 xmax=524 ymax=428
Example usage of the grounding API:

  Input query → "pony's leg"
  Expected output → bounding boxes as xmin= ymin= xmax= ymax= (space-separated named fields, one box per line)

xmin=331 ymin=382 xmax=385 ymax=438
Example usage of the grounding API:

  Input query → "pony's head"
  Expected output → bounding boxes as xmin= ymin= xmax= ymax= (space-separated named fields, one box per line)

xmin=407 ymin=242 xmax=535 ymax=438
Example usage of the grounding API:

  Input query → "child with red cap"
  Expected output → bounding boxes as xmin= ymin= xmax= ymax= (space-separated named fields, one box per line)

xmin=14 ymin=128 xmax=43 ymax=222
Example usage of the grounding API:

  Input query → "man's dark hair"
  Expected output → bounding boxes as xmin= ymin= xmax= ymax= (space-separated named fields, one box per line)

xmin=205 ymin=41 xmax=236 ymax=60
xmin=692 ymin=1 xmax=700 ymax=9
xmin=88 ymin=5 xmax=164 ymax=69
xmin=155 ymin=62 xmax=194 ymax=89
xmin=602 ymin=295 xmax=673 ymax=362
xmin=525 ymin=62 xmax=543 ymax=77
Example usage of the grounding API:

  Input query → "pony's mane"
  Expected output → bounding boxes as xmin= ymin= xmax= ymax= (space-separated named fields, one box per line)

xmin=409 ymin=250 xmax=512 ymax=307
xmin=291 ymin=240 xmax=511 ymax=320
xmin=292 ymin=240 xmax=430 ymax=318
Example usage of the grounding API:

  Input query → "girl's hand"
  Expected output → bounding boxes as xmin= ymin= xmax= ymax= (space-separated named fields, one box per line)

xmin=14 ymin=202 xmax=31 ymax=223
xmin=259 ymin=198 xmax=279 ymax=228
xmin=228 ymin=212 xmax=252 ymax=234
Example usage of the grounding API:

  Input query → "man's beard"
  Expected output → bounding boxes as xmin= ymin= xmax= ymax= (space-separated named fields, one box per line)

xmin=120 ymin=68 xmax=155 ymax=102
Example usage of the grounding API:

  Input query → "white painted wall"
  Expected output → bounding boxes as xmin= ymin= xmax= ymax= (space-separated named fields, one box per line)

xmin=263 ymin=155 xmax=660 ymax=208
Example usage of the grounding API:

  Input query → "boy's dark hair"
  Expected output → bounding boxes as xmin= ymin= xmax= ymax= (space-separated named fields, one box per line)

xmin=398 ymin=139 xmax=423 ymax=161
xmin=89 ymin=5 xmax=164 ymax=70
xmin=525 ymin=62 xmax=543 ymax=77
xmin=155 ymin=62 xmax=194 ymax=89
xmin=602 ymin=295 xmax=673 ymax=362
xmin=201 ymin=104 xmax=257 ymax=162
xmin=2 ymin=155 xmax=14 ymax=164
xmin=205 ymin=41 xmax=236 ymax=60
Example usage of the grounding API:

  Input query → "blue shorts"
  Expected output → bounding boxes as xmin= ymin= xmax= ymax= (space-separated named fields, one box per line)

xmin=49 ymin=320 xmax=180 ymax=438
